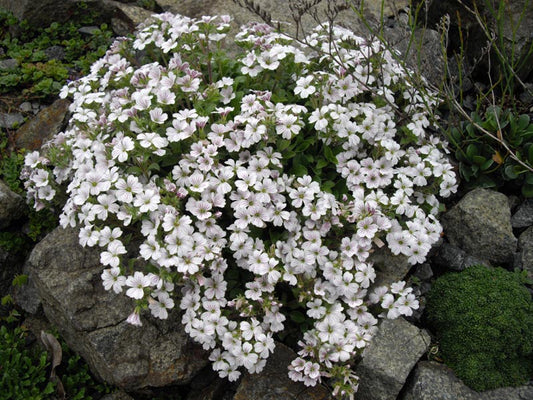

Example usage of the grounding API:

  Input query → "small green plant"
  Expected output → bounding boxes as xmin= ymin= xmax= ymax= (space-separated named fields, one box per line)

xmin=0 ymin=325 xmax=55 ymax=400
xmin=426 ymin=264 xmax=533 ymax=391
xmin=57 ymin=339 xmax=112 ymax=400
xmin=448 ymin=106 xmax=533 ymax=196
xmin=0 ymin=5 xmax=112 ymax=100
xmin=0 ymin=324 xmax=112 ymax=400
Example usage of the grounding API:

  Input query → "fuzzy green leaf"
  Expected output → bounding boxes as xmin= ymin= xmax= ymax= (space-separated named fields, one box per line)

xmin=522 ymin=183 xmax=533 ymax=198
xmin=323 ymin=145 xmax=337 ymax=165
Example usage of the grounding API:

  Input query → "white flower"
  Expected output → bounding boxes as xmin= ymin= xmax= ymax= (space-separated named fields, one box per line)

xmin=112 ymin=135 xmax=134 ymax=162
xmin=134 ymin=189 xmax=160 ymax=213
xmin=101 ymin=267 xmax=126 ymax=293
xmin=149 ymin=107 xmax=168 ymax=124
xmin=149 ymin=292 xmax=175 ymax=319
xmin=126 ymin=310 xmax=143 ymax=326
xmin=294 ymin=75 xmax=316 ymax=98
xmin=125 ymin=271 xmax=152 ymax=299
xmin=100 ymin=240 xmax=127 ymax=267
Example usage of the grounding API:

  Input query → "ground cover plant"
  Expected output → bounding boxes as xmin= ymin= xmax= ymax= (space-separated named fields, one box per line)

xmin=447 ymin=106 xmax=533 ymax=197
xmin=432 ymin=0 xmax=533 ymax=197
xmin=0 ymin=3 xmax=112 ymax=101
xmin=426 ymin=264 xmax=533 ymax=391
xmin=0 ymin=324 xmax=110 ymax=400
xmin=22 ymin=11 xmax=457 ymax=398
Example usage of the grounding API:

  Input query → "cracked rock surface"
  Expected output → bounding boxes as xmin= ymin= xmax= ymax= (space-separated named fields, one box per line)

xmin=26 ymin=227 xmax=207 ymax=391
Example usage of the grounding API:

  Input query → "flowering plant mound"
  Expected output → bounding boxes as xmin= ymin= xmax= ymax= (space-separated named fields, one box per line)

xmin=22 ymin=13 xmax=457 ymax=398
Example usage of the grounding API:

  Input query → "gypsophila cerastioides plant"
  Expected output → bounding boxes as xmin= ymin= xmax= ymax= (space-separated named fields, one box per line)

xmin=21 ymin=13 xmax=457 ymax=398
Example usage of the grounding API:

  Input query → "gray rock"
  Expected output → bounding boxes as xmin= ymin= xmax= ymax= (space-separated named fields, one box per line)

xmin=370 ymin=246 xmax=412 ymax=287
xmin=187 ymin=376 xmax=229 ymax=400
xmin=0 ymin=112 xmax=25 ymax=129
xmin=424 ymin=0 xmax=533 ymax=82
xmin=0 ymin=246 xmax=22 ymax=307
xmin=511 ymin=199 xmax=533 ymax=229
xmin=483 ymin=383 xmax=533 ymax=400
xmin=432 ymin=242 xmax=466 ymax=271
xmin=44 ymin=45 xmax=65 ymax=61
xmin=19 ymin=102 xmax=33 ymax=113
xmin=13 ymin=269 xmax=42 ymax=315
xmin=500 ymin=0 xmax=533 ymax=81
xmin=103 ymin=0 xmax=155 ymax=35
xmin=0 ymin=180 xmax=26 ymax=229
xmin=402 ymin=361 xmax=533 ymax=400
xmin=155 ymin=0 xmax=408 ymax=40
xmin=462 ymin=254 xmax=487 ymax=269
xmin=518 ymin=226 xmax=533 ymax=281
xmin=0 ymin=0 xmax=100 ymax=29
xmin=441 ymin=188 xmax=517 ymax=266
xmin=355 ymin=318 xmax=430 ymax=400
xmin=14 ymin=98 xmax=71 ymax=151
xmin=413 ymin=263 xmax=433 ymax=281
xmin=401 ymin=361 xmax=478 ymax=400
xmin=0 ymin=58 xmax=19 ymax=70
xmin=100 ymin=391 xmax=135 ymax=400
xmin=79 ymin=26 xmax=101 ymax=35
xmin=233 ymin=342 xmax=330 ymax=400
xmin=519 ymin=83 xmax=533 ymax=106
xmin=27 ymin=227 xmax=208 ymax=390
xmin=391 ymin=27 xmax=445 ymax=87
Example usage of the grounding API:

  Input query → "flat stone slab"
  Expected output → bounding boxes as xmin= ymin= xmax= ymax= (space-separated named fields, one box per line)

xmin=355 ymin=318 xmax=430 ymax=400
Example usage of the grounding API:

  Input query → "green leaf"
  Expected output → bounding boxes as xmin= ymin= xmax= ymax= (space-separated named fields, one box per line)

xmin=480 ymin=158 xmax=494 ymax=171
xmin=12 ymin=274 xmax=28 ymax=287
xmin=295 ymin=140 xmax=312 ymax=152
xmin=459 ymin=163 xmax=474 ymax=181
xmin=466 ymin=144 xmax=479 ymax=159
xmin=147 ymin=162 xmax=160 ymax=172
xmin=316 ymin=158 xmax=328 ymax=169
xmin=471 ymin=174 xmax=497 ymax=188
xmin=518 ymin=114 xmax=530 ymax=130
xmin=504 ymin=164 xmax=519 ymax=179
xmin=522 ymin=183 xmax=533 ymax=197
xmin=322 ymin=180 xmax=335 ymax=192
xmin=525 ymin=172 xmax=533 ymax=185
xmin=289 ymin=310 xmax=306 ymax=324
xmin=292 ymin=164 xmax=308 ymax=176
xmin=465 ymin=123 xmax=476 ymax=138
xmin=283 ymin=150 xmax=296 ymax=159
xmin=449 ymin=127 xmax=462 ymax=144
xmin=277 ymin=139 xmax=291 ymax=152
xmin=455 ymin=148 xmax=468 ymax=163
xmin=472 ymin=155 xmax=487 ymax=166
xmin=323 ymin=145 xmax=337 ymax=164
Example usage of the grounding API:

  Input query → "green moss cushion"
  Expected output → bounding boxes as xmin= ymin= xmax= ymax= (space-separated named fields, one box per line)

xmin=426 ymin=264 xmax=533 ymax=391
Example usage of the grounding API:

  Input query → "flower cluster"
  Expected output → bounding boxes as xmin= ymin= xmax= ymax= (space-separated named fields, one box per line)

xmin=22 ymin=12 xmax=456 ymax=398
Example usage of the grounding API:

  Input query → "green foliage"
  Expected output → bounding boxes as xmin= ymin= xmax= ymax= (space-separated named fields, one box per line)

xmin=0 ymin=325 xmax=55 ymax=400
xmin=426 ymin=265 xmax=533 ymax=391
xmin=0 ymin=5 xmax=112 ymax=100
xmin=27 ymin=208 xmax=59 ymax=242
xmin=57 ymin=340 xmax=111 ymax=400
xmin=447 ymin=106 xmax=533 ymax=196
xmin=0 ymin=146 xmax=25 ymax=194
xmin=0 ymin=325 xmax=112 ymax=400
xmin=0 ymin=231 xmax=26 ymax=253
xmin=0 ymin=145 xmax=57 ymax=248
